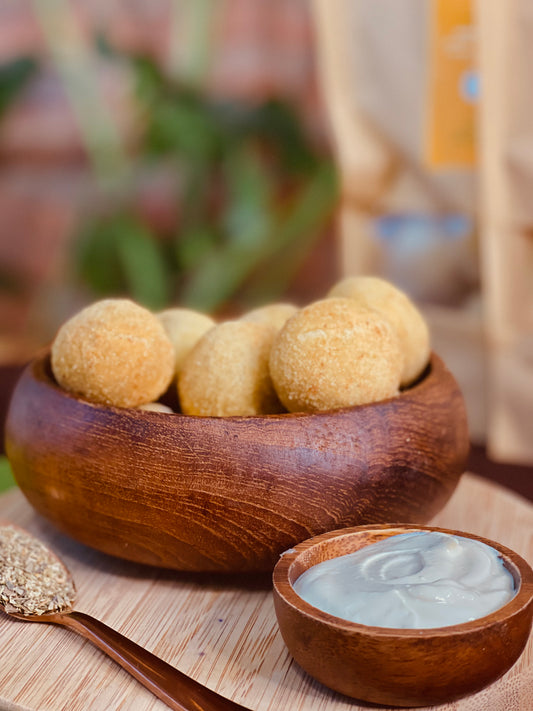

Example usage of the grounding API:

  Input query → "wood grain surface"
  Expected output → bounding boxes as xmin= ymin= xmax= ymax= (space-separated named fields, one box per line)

xmin=0 ymin=472 xmax=531 ymax=711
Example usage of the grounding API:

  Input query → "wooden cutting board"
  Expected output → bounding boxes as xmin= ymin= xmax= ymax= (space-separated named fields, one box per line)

xmin=0 ymin=472 xmax=531 ymax=711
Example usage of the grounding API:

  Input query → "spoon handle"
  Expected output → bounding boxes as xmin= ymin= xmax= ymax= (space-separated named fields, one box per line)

xmin=58 ymin=610 xmax=249 ymax=711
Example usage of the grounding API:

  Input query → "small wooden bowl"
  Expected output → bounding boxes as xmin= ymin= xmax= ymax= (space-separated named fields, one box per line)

xmin=5 ymin=352 xmax=469 ymax=573
xmin=273 ymin=524 xmax=533 ymax=707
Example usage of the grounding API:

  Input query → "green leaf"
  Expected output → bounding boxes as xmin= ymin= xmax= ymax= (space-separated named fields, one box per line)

xmin=180 ymin=243 xmax=260 ymax=312
xmin=146 ymin=91 xmax=222 ymax=162
xmin=0 ymin=57 xmax=38 ymax=118
xmin=235 ymin=98 xmax=318 ymax=174
xmin=74 ymin=215 xmax=171 ymax=310
xmin=0 ymin=457 xmax=15 ymax=493
xmin=241 ymin=161 xmax=339 ymax=303
xmin=75 ymin=220 xmax=124 ymax=296
xmin=179 ymin=157 xmax=214 ymax=228
xmin=94 ymin=33 xmax=117 ymax=59
xmin=131 ymin=55 xmax=167 ymax=106
xmin=221 ymin=148 xmax=272 ymax=250
xmin=180 ymin=148 xmax=277 ymax=310
xmin=114 ymin=217 xmax=171 ymax=309
xmin=175 ymin=225 xmax=219 ymax=271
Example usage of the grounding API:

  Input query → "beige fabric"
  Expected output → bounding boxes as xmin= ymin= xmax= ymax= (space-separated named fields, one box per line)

xmin=312 ymin=0 xmax=533 ymax=463
xmin=476 ymin=0 xmax=533 ymax=463
xmin=312 ymin=0 xmax=478 ymax=304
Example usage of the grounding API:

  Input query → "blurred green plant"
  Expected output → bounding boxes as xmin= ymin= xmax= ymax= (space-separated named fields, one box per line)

xmin=0 ymin=457 xmax=14 ymax=493
xmin=0 ymin=56 xmax=37 ymax=119
xmin=74 ymin=56 xmax=338 ymax=313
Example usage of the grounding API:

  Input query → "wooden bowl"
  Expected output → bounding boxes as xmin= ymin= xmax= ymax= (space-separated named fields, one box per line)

xmin=273 ymin=524 xmax=533 ymax=707
xmin=4 ymin=352 xmax=469 ymax=573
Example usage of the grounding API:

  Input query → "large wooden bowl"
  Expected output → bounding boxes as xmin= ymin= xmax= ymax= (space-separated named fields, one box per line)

xmin=4 ymin=352 xmax=469 ymax=572
xmin=273 ymin=524 xmax=533 ymax=707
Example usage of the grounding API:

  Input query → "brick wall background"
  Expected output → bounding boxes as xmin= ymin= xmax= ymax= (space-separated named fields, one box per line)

xmin=0 ymin=0 xmax=335 ymax=356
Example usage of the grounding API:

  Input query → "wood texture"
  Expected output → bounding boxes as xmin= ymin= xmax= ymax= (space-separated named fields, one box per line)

xmin=4 ymin=352 xmax=468 ymax=572
xmin=1 ymin=609 xmax=249 ymax=711
xmin=273 ymin=525 xmax=533 ymax=707
xmin=0 ymin=473 xmax=531 ymax=710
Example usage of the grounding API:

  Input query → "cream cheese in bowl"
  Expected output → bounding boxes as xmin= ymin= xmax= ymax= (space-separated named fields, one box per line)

xmin=293 ymin=531 xmax=516 ymax=629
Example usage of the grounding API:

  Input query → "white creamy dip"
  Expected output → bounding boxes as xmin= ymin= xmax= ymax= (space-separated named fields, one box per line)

xmin=293 ymin=531 xmax=516 ymax=629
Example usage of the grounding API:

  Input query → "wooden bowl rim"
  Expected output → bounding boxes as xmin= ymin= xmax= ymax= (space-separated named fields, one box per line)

xmin=273 ymin=523 xmax=533 ymax=638
xmin=29 ymin=350 xmax=442 ymax=422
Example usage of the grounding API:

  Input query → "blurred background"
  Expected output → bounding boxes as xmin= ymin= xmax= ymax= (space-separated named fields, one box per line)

xmin=0 ymin=0 xmax=532 ymax=497
xmin=0 ymin=0 xmax=338 ymax=347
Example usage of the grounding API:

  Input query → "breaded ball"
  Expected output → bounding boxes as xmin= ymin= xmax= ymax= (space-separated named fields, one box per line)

xmin=240 ymin=302 xmax=298 ymax=331
xmin=178 ymin=321 xmax=284 ymax=416
xmin=51 ymin=299 xmax=174 ymax=408
xmin=269 ymin=297 xmax=402 ymax=413
xmin=328 ymin=276 xmax=430 ymax=386
xmin=157 ymin=307 xmax=215 ymax=379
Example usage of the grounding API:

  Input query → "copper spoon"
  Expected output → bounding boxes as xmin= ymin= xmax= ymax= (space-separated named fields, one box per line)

xmin=0 ymin=524 xmax=249 ymax=711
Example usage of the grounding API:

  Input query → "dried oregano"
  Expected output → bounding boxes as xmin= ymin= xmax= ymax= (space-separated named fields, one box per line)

xmin=0 ymin=525 xmax=76 ymax=615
